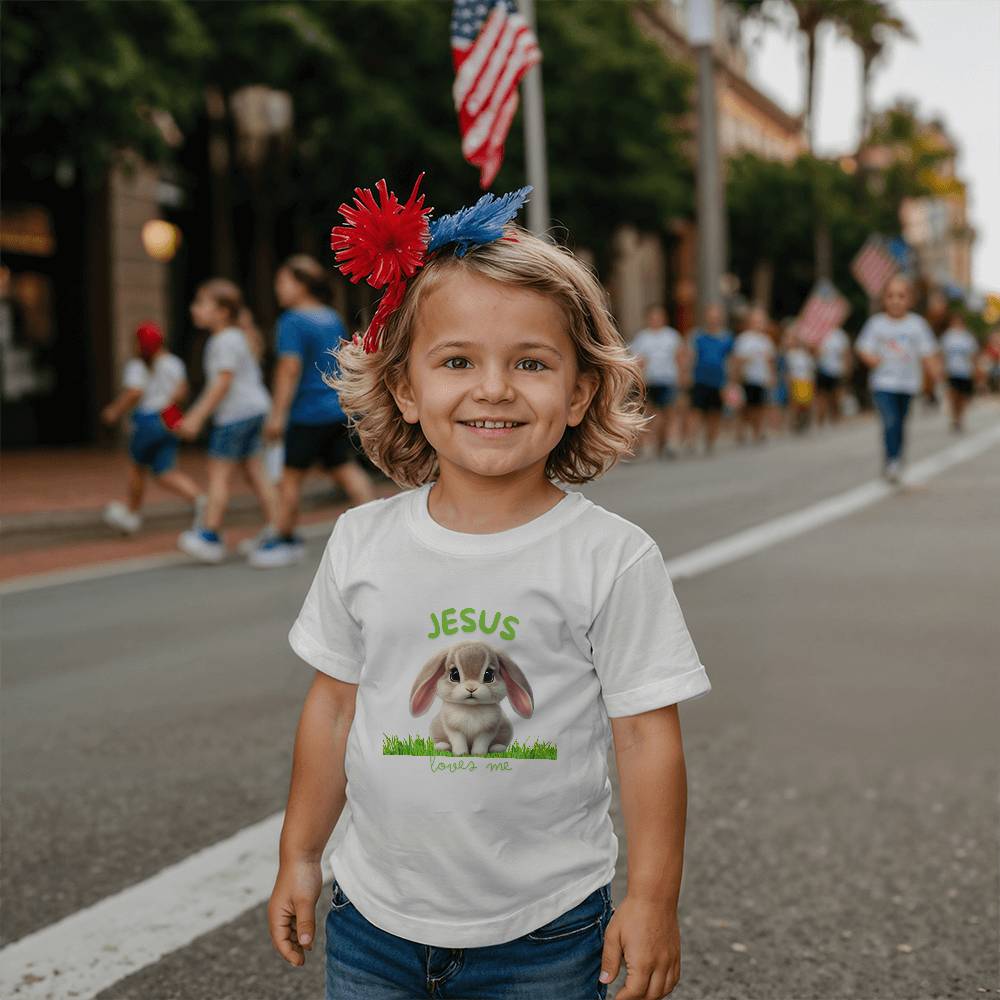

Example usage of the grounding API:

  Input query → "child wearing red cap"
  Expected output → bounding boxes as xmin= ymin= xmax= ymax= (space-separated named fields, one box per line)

xmin=101 ymin=322 xmax=204 ymax=535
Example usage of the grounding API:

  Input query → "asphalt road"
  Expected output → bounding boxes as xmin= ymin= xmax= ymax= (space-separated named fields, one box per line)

xmin=3 ymin=401 xmax=998 ymax=1000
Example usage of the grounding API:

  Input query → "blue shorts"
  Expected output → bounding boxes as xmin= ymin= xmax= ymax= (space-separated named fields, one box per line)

xmin=208 ymin=414 xmax=264 ymax=461
xmin=645 ymin=383 xmax=678 ymax=408
xmin=324 ymin=878 xmax=614 ymax=1000
xmin=128 ymin=411 xmax=178 ymax=475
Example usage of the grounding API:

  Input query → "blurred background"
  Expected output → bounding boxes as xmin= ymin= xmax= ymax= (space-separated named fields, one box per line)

xmin=1 ymin=1 xmax=997 ymax=999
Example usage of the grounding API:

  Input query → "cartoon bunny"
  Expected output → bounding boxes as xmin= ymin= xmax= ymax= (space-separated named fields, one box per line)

xmin=409 ymin=640 xmax=534 ymax=756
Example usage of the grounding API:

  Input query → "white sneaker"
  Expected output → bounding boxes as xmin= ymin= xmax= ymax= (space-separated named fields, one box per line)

xmin=248 ymin=536 xmax=307 ymax=569
xmin=104 ymin=501 xmax=142 ymax=535
xmin=237 ymin=525 xmax=276 ymax=557
xmin=178 ymin=529 xmax=226 ymax=564
xmin=884 ymin=460 xmax=902 ymax=485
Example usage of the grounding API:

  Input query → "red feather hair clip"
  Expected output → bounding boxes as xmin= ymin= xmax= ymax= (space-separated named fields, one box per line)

xmin=330 ymin=173 xmax=432 ymax=354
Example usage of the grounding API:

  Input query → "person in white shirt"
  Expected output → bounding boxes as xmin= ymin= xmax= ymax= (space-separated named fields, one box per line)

xmin=175 ymin=279 xmax=277 ymax=563
xmin=785 ymin=327 xmax=817 ymax=435
xmin=100 ymin=322 xmax=204 ymax=535
xmin=269 ymin=201 xmax=710 ymax=1000
xmin=856 ymin=275 xmax=941 ymax=483
xmin=939 ymin=311 xmax=981 ymax=433
xmin=815 ymin=326 xmax=852 ymax=426
xmin=630 ymin=305 xmax=688 ymax=459
xmin=731 ymin=306 xmax=775 ymax=444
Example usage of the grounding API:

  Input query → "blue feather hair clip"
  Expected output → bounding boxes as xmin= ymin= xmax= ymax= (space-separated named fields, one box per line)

xmin=427 ymin=186 xmax=533 ymax=257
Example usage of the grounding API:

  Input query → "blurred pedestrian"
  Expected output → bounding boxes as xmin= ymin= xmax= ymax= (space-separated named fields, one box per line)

xmin=250 ymin=255 xmax=378 ymax=568
xmin=940 ymin=310 xmax=981 ymax=433
xmin=786 ymin=327 xmax=816 ymax=434
xmin=176 ymin=279 xmax=277 ymax=563
xmin=268 ymin=182 xmax=710 ymax=1000
xmin=100 ymin=321 xmax=204 ymax=535
xmin=731 ymin=305 xmax=774 ymax=444
xmin=814 ymin=325 xmax=852 ymax=426
xmin=855 ymin=275 xmax=940 ymax=484
xmin=683 ymin=302 xmax=734 ymax=456
xmin=630 ymin=304 xmax=686 ymax=459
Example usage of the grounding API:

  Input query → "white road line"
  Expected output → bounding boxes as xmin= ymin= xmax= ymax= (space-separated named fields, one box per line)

xmin=666 ymin=420 xmax=1000 ymax=581
xmin=1 ymin=421 xmax=997 ymax=1000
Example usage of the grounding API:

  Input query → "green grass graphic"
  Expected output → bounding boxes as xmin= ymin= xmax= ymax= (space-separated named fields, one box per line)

xmin=382 ymin=733 xmax=557 ymax=759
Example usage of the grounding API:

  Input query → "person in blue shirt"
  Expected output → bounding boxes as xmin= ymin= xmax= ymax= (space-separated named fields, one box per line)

xmin=251 ymin=255 xmax=378 ymax=568
xmin=683 ymin=302 xmax=735 ymax=455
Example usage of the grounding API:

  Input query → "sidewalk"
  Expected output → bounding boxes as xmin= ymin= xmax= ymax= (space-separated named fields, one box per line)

xmin=0 ymin=444 xmax=396 ymax=582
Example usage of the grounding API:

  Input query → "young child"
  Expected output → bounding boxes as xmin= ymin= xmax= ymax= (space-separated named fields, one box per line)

xmin=250 ymin=254 xmax=379 ymax=568
xmin=101 ymin=321 xmax=203 ymax=534
xmin=856 ymin=275 xmax=940 ymax=483
xmin=785 ymin=327 xmax=817 ymax=434
xmin=732 ymin=305 xmax=775 ymax=444
xmin=176 ymin=280 xmax=277 ymax=562
xmin=939 ymin=310 xmax=981 ymax=433
xmin=630 ymin=304 xmax=687 ymax=459
xmin=683 ymin=302 xmax=734 ymax=456
xmin=267 ymin=178 xmax=711 ymax=1000
xmin=814 ymin=325 xmax=852 ymax=426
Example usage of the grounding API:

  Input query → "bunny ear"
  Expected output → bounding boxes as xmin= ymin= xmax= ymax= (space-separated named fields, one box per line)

xmin=410 ymin=649 xmax=448 ymax=716
xmin=497 ymin=653 xmax=534 ymax=718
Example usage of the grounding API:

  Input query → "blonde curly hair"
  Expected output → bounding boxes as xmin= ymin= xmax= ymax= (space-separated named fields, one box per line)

xmin=326 ymin=225 xmax=648 ymax=488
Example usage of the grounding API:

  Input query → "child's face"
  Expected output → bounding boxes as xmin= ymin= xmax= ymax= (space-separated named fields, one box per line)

xmin=392 ymin=270 xmax=599 ymax=485
xmin=190 ymin=291 xmax=225 ymax=330
xmin=274 ymin=268 xmax=303 ymax=309
xmin=883 ymin=278 xmax=910 ymax=318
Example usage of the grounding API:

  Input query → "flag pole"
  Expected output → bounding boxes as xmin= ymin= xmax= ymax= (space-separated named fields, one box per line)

xmin=518 ymin=0 xmax=550 ymax=235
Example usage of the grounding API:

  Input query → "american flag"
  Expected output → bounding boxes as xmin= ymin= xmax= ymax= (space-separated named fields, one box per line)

xmin=797 ymin=280 xmax=850 ymax=348
xmin=850 ymin=234 xmax=898 ymax=298
xmin=451 ymin=0 xmax=541 ymax=189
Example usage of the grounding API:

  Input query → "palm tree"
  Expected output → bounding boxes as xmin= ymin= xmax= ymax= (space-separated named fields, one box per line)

xmin=836 ymin=0 xmax=913 ymax=147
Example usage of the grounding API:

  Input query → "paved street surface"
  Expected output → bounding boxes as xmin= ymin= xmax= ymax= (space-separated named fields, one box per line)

xmin=2 ymin=402 xmax=998 ymax=1000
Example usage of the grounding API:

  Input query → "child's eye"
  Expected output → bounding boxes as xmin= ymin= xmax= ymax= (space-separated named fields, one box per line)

xmin=443 ymin=358 xmax=471 ymax=370
xmin=517 ymin=358 xmax=549 ymax=372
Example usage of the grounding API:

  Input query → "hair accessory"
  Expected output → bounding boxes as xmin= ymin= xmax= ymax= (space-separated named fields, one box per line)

xmin=427 ymin=186 xmax=532 ymax=257
xmin=135 ymin=321 xmax=164 ymax=361
xmin=330 ymin=175 xmax=532 ymax=353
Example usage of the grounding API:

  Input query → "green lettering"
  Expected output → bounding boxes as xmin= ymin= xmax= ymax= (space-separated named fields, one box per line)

xmin=460 ymin=608 xmax=477 ymax=633
xmin=441 ymin=608 xmax=458 ymax=635
xmin=499 ymin=615 xmax=519 ymax=640
xmin=427 ymin=611 xmax=441 ymax=639
xmin=479 ymin=610 xmax=501 ymax=634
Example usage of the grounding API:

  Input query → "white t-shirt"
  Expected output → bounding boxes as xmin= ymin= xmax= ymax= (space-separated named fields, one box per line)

xmin=631 ymin=327 xmax=683 ymax=385
xmin=203 ymin=327 xmax=271 ymax=426
xmin=289 ymin=483 xmax=711 ymax=948
xmin=123 ymin=354 xmax=186 ymax=414
xmin=940 ymin=328 xmax=978 ymax=378
xmin=733 ymin=330 xmax=775 ymax=386
xmin=818 ymin=328 xmax=850 ymax=377
xmin=786 ymin=347 xmax=815 ymax=382
xmin=856 ymin=312 xmax=937 ymax=394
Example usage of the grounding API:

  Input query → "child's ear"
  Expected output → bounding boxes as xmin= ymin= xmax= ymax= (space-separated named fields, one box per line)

xmin=566 ymin=370 xmax=600 ymax=428
xmin=388 ymin=373 xmax=421 ymax=425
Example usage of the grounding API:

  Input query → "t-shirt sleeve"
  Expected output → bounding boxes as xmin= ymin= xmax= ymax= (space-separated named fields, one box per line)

xmin=588 ymin=544 xmax=711 ymax=717
xmin=288 ymin=519 xmax=365 ymax=683
xmin=916 ymin=318 xmax=937 ymax=357
xmin=856 ymin=318 xmax=878 ymax=355
xmin=277 ymin=313 xmax=304 ymax=359
xmin=122 ymin=359 xmax=147 ymax=391
xmin=211 ymin=330 xmax=243 ymax=373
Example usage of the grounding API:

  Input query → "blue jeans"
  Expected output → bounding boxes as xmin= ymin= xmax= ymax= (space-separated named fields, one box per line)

xmin=325 ymin=878 xmax=615 ymax=1000
xmin=128 ymin=412 xmax=178 ymax=475
xmin=207 ymin=414 xmax=264 ymax=461
xmin=872 ymin=390 xmax=913 ymax=462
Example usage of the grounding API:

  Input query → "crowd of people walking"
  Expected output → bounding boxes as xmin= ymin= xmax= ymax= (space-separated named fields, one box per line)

xmin=630 ymin=275 xmax=994 ymax=484
xmin=101 ymin=255 xmax=378 ymax=566
xmin=100 ymin=264 xmax=995 ymax=564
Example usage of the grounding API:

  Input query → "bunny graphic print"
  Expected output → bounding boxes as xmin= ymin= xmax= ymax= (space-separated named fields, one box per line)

xmin=289 ymin=482 xmax=710 ymax=948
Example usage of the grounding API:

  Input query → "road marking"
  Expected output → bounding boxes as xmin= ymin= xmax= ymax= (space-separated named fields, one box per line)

xmin=1 ymin=420 xmax=998 ymax=999
xmin=666 ymin=420 xmax=1000 ymax=581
